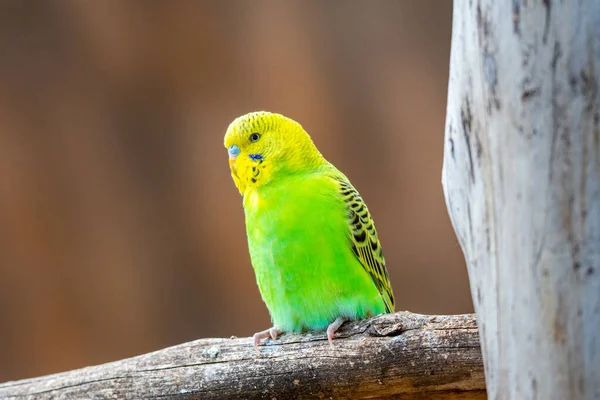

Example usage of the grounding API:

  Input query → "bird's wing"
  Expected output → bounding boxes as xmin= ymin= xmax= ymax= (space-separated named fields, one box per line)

xmin=334 ymin=176 xmax=395 ymax=313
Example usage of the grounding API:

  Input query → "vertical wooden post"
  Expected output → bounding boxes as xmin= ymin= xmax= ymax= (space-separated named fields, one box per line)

xmin=442 ymin=1 xmax=600 ymax=399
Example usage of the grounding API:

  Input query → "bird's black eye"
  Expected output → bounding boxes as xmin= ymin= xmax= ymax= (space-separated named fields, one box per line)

xmin=249 ymin=133 xmax=260 ymax=142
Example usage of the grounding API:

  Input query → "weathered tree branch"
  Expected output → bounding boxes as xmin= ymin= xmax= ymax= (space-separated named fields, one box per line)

xmin=442 ymin=1 xmax=599 ymax=399
xmin=0 ymin=312 xmax=484 ymax=399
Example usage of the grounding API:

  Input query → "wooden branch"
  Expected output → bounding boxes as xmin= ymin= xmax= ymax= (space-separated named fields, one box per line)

xmin=442 ymin=1 xmax=600 ymax=398
xmin=0 ymin=312 xmax=484 ymax=399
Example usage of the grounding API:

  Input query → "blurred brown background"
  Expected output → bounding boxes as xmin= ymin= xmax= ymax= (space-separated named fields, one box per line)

xmin=0 ymin=0 xmax=468 ymax=382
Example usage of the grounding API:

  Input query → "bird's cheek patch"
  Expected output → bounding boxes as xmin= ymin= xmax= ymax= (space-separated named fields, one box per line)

xmin=249 ymin=153 xmax=263 ymax=161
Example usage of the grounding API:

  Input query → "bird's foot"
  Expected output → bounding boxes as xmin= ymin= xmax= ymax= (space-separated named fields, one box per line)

xmin=253 ymin=327 xmax=280 ymax=351
xmin=326 ymin=316 xmax=347 ymax=348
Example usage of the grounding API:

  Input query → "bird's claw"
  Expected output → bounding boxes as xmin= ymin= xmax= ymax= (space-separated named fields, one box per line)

xmin=326 ymin=317 xmax=347 ymax=348
xmin=253 ymin=327 xmax=280 ymax=351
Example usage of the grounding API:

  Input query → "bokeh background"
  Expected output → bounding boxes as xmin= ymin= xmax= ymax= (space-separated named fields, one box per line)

xmin=0 ymin=1 xmax=469 ymax=382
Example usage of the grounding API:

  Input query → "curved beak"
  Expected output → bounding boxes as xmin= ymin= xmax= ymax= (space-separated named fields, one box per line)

xmin=229 ymin=155 xmax=239 ymax=179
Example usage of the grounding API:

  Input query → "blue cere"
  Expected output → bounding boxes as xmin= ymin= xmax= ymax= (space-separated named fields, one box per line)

xmin=228 ymin=144 xmax=241 ymax=157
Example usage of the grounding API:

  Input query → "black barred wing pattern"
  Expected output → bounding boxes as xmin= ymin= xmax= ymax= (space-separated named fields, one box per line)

xmin=335 ymin=176 xmax=395 ymax=313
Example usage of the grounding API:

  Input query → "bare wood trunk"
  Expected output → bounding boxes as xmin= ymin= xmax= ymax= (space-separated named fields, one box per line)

xmin=442 ymin=1 xmax=600 ymax=399
xmin=0 ymin=312 xmax=484 ymax=399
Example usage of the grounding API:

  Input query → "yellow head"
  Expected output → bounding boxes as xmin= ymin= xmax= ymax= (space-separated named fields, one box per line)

xmin=224 ymin=111 xmax=325 ymax=195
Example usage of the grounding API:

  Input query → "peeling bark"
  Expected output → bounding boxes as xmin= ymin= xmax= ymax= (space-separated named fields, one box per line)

xmin=0 ymin=312 xmax=484 ymax=399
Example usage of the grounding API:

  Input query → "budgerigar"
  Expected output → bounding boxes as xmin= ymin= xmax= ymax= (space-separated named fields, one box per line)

xmin=224 ymin=111 xmax=395 ymax=349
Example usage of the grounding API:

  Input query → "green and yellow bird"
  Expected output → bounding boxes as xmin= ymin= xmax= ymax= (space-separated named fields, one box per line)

xmin=224 ymin=111 xmax=394 ymax=348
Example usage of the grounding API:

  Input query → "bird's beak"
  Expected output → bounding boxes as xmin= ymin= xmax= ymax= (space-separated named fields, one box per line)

xmin=229 ymin=155 xmax=239 ymax=179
